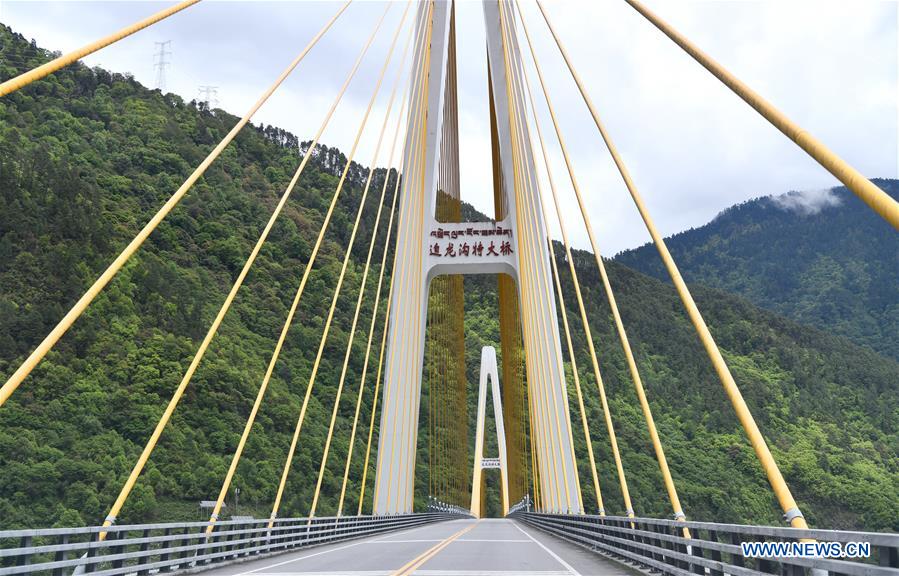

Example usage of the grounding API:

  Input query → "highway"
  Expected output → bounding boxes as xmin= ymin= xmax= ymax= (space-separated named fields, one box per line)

xmin=204 ymin=518 xmax=639 ymax=576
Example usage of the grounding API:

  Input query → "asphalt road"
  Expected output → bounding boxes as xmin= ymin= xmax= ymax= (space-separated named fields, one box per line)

xmin=202 ymin=518 xmax=639 ymax=576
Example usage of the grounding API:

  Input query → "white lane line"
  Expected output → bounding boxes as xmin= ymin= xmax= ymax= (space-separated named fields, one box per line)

xmin=414 ymin=568 xmax=571 ymax=576
xmin=231 ymin=522 xmax=465 ymax=575
xmin=251 ymin=572 xmax=570 ymax=576
xmin=230 ymin=539 xmax=372 ymax=576
xmin=365 ymin=539 xmax=444 ymax=544
xmin=257 ymin=572 xmax=390 ymax=576
xmin=513 ymin=523 xmax=582 ymax=576
xmin=454 ymin=539 xmax=531 ymax=543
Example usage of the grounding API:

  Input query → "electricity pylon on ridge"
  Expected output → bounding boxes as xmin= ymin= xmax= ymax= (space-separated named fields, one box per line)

xmin=197 ymin=85 xmax=219 ymax=109
xmin=153 ymin=40 xmax=171 ymax=93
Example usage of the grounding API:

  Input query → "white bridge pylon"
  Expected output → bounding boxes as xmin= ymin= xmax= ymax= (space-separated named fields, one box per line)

xmin=372 ymin=0 xmax=581 ymax=515
xmin=470 ymin=346 xmax=510 ymax=518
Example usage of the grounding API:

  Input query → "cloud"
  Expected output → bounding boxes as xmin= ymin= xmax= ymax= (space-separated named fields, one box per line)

xmin=769 ymin=188 xmax=843 ymax=215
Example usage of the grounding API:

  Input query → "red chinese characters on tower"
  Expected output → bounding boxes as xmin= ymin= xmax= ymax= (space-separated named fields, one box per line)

xmin=427 ymin=228 xmax=514 ymax=259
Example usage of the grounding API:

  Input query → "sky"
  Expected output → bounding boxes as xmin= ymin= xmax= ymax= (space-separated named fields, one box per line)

xmin=1 ymin=0 xmax=896 ymax=255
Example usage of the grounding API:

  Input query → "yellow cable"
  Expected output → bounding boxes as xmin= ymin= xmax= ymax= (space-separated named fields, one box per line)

xmin=516 ymin=0 xmax=635 ymax=518
xmin=516 ymin=0 xmax=686 ymax=524
xmin=403 ymin=21 xmax=434 ymax=509
xmin=265 ymin=2 xmax=398 ymax=524
xmin=503 ymin=36 xmax=559 ymax=510
xmin=0 ymin=0 xmax=201 ymax=97
xmin=378 ymin=0 xmax=427 ymax=510
xmin=496 ymin=1 xmax=551 ymax=511
xmin=499 ymin=0 xmax=573 ymax=511
xmin=308 ymin=18 xmax=413 ymax=519
xmin=0 ymin=1 xmax=352 ymax=411
xmin=370 ymin=12 xmax=429 ymax=514
xmin=546 ymin=232 xmax=600 ymax=512
xmin=538 ymin=0 xmax=809 ymax=529
xmin=525 ymin=65 xmax=605 ymax=514
xmin=379 ymin=0 xmax=433 ymax=513
xmin=337 ymin=99 xmax=409 ymax=520
xmin=528 ymin=385 xmax=540 ymax=510
xmin=186 ymin=4 xmax=398 ymax=534
xmin=505 ymin=9 xmax=584 ymax=513
xmin=89 ymin=3 xmax=351 ymax=537
xmin=506 ymin=63 xmax=552 ymax=512
xmin=358 ymin=258 xmax=396 ymax=515
xmin=623 ymin=0 xmax=899 ymax=231
xmin=392 ymin=0 xmax=433 ymax=512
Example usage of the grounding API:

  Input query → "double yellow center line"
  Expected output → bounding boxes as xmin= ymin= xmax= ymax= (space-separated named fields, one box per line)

xmin=391 ymin=521 xmax=478 ymax=576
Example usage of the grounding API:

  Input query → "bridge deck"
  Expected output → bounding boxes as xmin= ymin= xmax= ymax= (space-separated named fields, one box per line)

xmin=201 ymin=518 xmax=639 ymax=576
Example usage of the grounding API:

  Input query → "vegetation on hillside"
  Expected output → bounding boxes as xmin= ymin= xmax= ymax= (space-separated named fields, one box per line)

xmin=0 ymin=24 xmax=395 ymax=527
xmin=1 ymin=25 xmax=896 ymax=531
xmin=616 ymin=181 xmax=899 ymax=361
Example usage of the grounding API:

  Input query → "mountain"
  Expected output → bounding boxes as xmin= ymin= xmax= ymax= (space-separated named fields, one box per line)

xmin=0 ymin=24 xmax=897 ymax=532
xmin=615 ymin=182 xmax=899 ymax=360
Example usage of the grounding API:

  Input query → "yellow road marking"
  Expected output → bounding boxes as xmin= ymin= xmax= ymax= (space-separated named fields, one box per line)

xmin=391 ymin=521 xmax=478 ymax=576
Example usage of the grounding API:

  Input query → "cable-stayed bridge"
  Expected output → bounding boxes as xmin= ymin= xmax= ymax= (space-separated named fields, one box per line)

xmin=0 ymin=1 xmax=897 ymax=575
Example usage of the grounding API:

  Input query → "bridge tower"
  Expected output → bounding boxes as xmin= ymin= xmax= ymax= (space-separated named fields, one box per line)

xmin=373 ymin=0 xmax=581 ymax=515
xmin=470 ymin=346 xmax=510 ymax=518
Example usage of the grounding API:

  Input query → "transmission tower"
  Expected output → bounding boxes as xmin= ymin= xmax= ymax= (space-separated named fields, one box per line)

xmin=153 ymin=41 xmax=171 ymax=93
xmin=197 ymin=85 xmax=219 ymax=109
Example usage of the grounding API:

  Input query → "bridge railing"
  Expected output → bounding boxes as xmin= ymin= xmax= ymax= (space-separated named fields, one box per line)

xmin=426 ymin=497 xmax=472 ymax=517
xmin=0 ymin=513 xmax=455 ymax=576
xmin=516 ymin=512 xmax=899 ymax=576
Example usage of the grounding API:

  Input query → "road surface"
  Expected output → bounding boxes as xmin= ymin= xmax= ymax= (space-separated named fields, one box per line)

xmin=202 ymin=518 xmax=639 ymax=576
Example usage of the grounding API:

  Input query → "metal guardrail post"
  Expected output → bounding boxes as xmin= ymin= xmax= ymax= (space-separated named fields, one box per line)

xmin=110 ymin=528 xmax=126 ymax=571
xmin=159 ymin=527 xmax=173 ymax=571
xmin=224 ymin=524 xmax=237 ymax=560
xmin=633 ymin=518 xmax=648 ymax=564
xmin=16 ymin=536 xmax=32 ymax=567
xmin=52 ymin=533 xmax=70 ymax=576
xmin=705 ymin=530 xmax=724 ymax=576
xmin=245 ymin=522 xmax=257 ymax=557
xmin=880 ymin=544 xmax=899 ymax=570
xmin=646 ymin=520 xmax=665 ymax=568
xmin=669 ymin=521 xmax=690 ymax=573
xmin=729 ymin=531 xmax=746 ymax=571
xmin=687 ymin=523 xmax=705 ymax=576
xmin=206 ymin=524 xmax=217 ymax=566
xmin=179 ymin=525 xmax=195 ymax=569
xmin=302 ymin=519 xmax=312 ymax=548
xmin=84 ymin=529 xmax=99 ymax=574
xmin=758 ymin=555 xmax=777 ymax=574
xmin=232 ymin=523 xmax=243 ymax=558
xmin=650 ymin=521 xmax=665 ymax=566
xmin=136 ymin=528 xmax=151 ymax=576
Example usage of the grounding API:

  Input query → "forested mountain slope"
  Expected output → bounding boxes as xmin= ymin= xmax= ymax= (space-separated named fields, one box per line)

xmin=615 ymin=181 xmax=899 ymax=360
xmin=0 ymin=24 xmax=395 ymax=528
xmin=1 ymin=25 xmax=896 ymax=532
